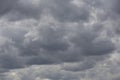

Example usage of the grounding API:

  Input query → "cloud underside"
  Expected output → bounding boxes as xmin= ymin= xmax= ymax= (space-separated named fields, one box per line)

xmin=0 ymin=0 xmax=120 ymax=79
xmin=3 ymin=56 xmax=120 ymax=80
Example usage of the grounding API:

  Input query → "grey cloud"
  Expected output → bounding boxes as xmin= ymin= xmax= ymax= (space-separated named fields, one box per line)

xmin=0 ymin=0 xmax=117 ymax=74
xmin=49 ymin=0 xmax=90 ymax=22
xmin=0 ymin=54 xmax=23 ymax=69
xmin=111 ymin=0 xmax=120 ymax=15
xmin=70 ymin=26 xmax=115 ymax=56
xmin=3 ymin=54 xmax=120 ymax=80
xmin=0 ymin=0 xmax=17 ymax=15
xmin=0 ymin=18 xmax=115 ymax=73
xmin=62 ymin=62 xmax=95 ymax=72
xmin=99 ymin=0 xmax=120 ymax=19
xmin=0 ymin=36 xmax=25 ymax=71
xmin=0 ymin=0 xmax=42 ymax=20
xmin=22 ymin=22 xmax=115 ymax=65
xmin=61 ymin=55 xmax=106 ymax=72
xmin=4 ymin=65 xmax=80 ymax=80
xmin=0 ymin=0 xmax=119 ymax=80
xmin=1 ymin=0 xmax=91 ymax=22
xmin=62 ymin=64 xmax=89 ymax=72
xmin=34 ymin=26 xmax=69 ymax=52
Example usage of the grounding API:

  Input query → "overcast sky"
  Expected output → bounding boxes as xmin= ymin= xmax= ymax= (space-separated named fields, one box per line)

xmin=0 ymin=0 xmax=120 ymax=80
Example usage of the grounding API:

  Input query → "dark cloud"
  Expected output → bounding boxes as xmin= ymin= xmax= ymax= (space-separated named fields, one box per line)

xmin=62 ymin=61 xmax=95 ymax=72
xmin=0 ymin=0 xmax=42 ymax=20
xmin=0 ymin=0 xmax=17 ymax=15
xmin=61 ymin=55 xmax=106 ymax=72
xmin=3 ymin=55 xmax=120 ymax=80
xmin=70 ymin=26 xmax=115 ymax=56
xmin=0 ymin=0 xmax=117 ymax=75
xmin=0 ymin=21 xmax=115 ymax=72
xmin=111 ymin=0 xmax=120 ymax=15
xmin=49 ymin=0 xmax=90 ymax=22
xmin=0 ymin=54 xmax=23 ymax=69
xmin=0 ymin=0 xmax=91 ymax=21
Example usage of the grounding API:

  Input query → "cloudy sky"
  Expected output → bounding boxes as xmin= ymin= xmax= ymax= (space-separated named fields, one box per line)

xmin=0 ymin=0 xmax=120 ymax=80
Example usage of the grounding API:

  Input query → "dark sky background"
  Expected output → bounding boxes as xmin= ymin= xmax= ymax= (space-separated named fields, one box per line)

xmin=0 ymin=0 xmax=120 ymax=80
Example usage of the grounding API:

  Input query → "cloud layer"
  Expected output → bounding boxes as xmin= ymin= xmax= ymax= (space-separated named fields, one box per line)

xmin=0 ymin=0 xmax=120 ymax=79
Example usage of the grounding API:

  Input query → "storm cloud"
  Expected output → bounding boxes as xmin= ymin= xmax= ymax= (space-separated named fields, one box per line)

xmin=0 ymin=0 xmax=119 ymax=80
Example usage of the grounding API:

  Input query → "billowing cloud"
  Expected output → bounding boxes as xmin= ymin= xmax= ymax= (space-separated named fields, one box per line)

xmin=2 ymin=52 xmax=120 ymax=80
xmin=0 ymin=0 xmax=119 ymax=80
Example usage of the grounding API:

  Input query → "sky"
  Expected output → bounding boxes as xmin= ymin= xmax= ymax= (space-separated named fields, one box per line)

xmin=0 ymin=0 xmax=120 ymax=80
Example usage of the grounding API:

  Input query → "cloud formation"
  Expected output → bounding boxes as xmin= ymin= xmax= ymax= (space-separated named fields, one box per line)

xmin=0 ymin=0 xmax=119 ymax=80
xmin=2 ymin=53 xmax=120 ymax=80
